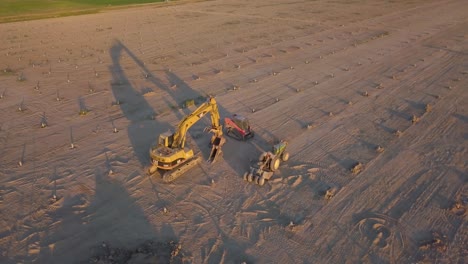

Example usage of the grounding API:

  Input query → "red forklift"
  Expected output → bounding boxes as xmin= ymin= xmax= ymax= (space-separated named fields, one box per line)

xmin=224 ymin=114 xmax=254 ymax=141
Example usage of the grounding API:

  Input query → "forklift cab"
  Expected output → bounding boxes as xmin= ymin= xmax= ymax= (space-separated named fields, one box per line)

xmin=231 ymin=114 xmax=251 ymax=131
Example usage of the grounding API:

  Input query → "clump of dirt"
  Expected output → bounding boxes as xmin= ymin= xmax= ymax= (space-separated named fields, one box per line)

xmin=394 ymin=129 xmax=403 ymax=137
xmin=88 ymin=240 xmax=183 ymax=264
xmin=425 ymin=103 xmax=432 ymax=113
xmin=350 ymin=162 xmax=364 ymax=175
xmin=419 ymin=231 xmax=447 ymax=253
xmin=376 ymin=145 xmax=385 ymax=153
xmin=324 ymin=186 xmax=338 ymax=200
xmin=411 ymin=115 xmax=420 ymax=124
xmin=449 ymin=195 xmax=467 ymax=216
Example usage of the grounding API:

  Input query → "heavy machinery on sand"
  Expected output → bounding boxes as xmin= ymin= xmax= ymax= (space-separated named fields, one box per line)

xmin=244 ymin=140 xmax=289 ymax=186
xmin=224 ymin=114 xmax=254 ymax=141
xmin=148 ymin=96 xmax=225 ymax=182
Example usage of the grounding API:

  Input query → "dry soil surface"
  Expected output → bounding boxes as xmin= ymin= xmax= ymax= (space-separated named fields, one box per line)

xmin=0 ymin=0 xmax=467 ymax=263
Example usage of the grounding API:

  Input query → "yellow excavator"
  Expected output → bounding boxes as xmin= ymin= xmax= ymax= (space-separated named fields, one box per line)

xmin=148 ymin=96 xmax=225 ymax=182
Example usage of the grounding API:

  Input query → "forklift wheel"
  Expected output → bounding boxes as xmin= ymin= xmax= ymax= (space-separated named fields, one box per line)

xmin=281 ymin=152 xmax=290 ymax=162
xmin=243 ymin=172 xmax=249 ymax=181
xmin=270 ymin=158 xmax=281 ymax=171
xmin=258 ymin=176 xmax=265 ymax=186
xmin=254 ymin=176 xmax=260 ymax=185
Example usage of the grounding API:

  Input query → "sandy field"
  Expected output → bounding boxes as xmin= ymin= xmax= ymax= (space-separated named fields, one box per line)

xmin=0 ymin=0 xmax=467 ymax=263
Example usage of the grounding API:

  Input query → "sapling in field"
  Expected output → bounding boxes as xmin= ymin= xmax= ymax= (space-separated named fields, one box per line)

xmin=88 ymin=82 xmax=95 ymax=93
xmin=18 ymin=98 xmax=25 ymax=112
xmin=111 ymin=120 xmax=119 ymax=133
xmin=78 ymin=97 xmax=89 ymax=115
xmin=18 ymin=144 xmax=26 ymax=167
xmin=70 ymin=127 xmax=76 ymax=149
xmin=41 ymin=112 xmax=48 ymax=128
xmin=17 ymin=72 xmax=25 ymax=82
xmin=55 ymin=90 xmax=62 ymax=101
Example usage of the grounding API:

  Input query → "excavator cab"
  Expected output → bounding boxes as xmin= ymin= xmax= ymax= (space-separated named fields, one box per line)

xmin=225 ymin=114 xmax=254 ymax=140
xmin=158 ymin=131 xmax=174 ymax=147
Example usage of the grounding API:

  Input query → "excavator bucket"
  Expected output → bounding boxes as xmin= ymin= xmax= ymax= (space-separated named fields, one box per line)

xmin=208 ymin=135 xmax=225 ymax=163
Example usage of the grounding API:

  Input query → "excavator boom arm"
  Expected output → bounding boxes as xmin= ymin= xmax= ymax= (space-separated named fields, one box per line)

xmin=171 ymin=97 xmax=222 ymax=149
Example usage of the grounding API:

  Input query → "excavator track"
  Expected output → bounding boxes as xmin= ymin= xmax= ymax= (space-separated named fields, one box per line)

xmin=161 ymin=155 xmax=202 ymax=183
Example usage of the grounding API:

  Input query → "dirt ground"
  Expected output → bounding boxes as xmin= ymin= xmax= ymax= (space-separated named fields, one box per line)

xmin=0 ymin=0 xmax=467 ymax=263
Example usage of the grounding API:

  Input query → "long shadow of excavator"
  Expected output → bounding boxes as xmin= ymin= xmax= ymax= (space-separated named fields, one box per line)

xmin=109 ymin=40 xmax=272 ymax=177
xmin=109 ymin=40 xmax=169 ymax=166
xmin=31 ymin=169 xmax=179 ymax=263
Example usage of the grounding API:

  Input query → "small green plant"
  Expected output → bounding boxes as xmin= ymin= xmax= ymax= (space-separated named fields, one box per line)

xmin=183 ymin=99 xmax=195 ymax=108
